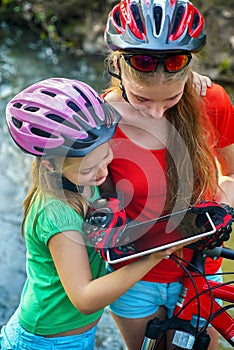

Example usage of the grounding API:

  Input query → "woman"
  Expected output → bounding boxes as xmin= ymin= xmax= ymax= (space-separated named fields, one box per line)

xmin=100 ymin=0 xmax=234 ymax=349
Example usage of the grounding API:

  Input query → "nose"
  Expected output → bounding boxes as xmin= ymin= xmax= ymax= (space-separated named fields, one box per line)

xmin=96 ymin=148 xmax=113 ymax=179
xmin=96 ymin=162 xmax=109 ymax=179
xmin=149 ymin=103 xmax=165 ymax=118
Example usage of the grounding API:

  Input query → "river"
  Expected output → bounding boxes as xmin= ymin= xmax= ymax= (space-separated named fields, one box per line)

xmin=0 ymin=22 xmax=233 ymax=350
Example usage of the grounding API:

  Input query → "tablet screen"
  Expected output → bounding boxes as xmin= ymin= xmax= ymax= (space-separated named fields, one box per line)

xmin=106 ymin=209 xmax=216 ymax=264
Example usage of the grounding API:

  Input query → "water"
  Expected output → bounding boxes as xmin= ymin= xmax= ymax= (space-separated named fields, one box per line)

xmin=0 ymin=22 xmax=233 ymax=350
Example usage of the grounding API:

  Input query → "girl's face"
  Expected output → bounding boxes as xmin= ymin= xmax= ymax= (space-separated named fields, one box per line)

xmin=121 ymin=73 xmax=186 ymax=119
xmin=63 ymin=142 xmax=113 ymax=187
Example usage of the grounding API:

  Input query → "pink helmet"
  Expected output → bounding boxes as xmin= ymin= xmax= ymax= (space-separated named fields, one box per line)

xmin=6 ymin=78 xmax=121 ymax=157
xmin=105 ymin=0 xmax=206 ymax=53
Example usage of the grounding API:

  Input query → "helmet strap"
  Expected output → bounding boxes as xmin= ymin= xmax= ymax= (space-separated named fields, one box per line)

xmin=119 ymin=82 xmax=129 ymax=103
xmin=108 ymin=59 xmax=129 ymax=103
xmin=108 ymin=68 xmax=121 ymax=80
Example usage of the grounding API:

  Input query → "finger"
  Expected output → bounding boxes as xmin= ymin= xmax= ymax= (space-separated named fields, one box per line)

xmin=200 ymin=77 xmax=212 ymax=96
xmin=192 ymin=72 xmax=212 ymax=96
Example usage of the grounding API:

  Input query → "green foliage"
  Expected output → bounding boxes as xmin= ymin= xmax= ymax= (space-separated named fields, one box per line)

xmin=1 ymin=0 xmax=12 ymax=6
xmin=12 ymin=5 xmax=21 ymax=13
xmin=219 ymin=58 xmax=232 ymax=73
xmin=0 ymin=0 xmax=111 ymax=52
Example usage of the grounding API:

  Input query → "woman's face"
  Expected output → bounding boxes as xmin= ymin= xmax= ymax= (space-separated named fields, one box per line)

xmin=121 ymin=72 xmax=186 ymax=119
xmin=63 ymin=142 xmax=113 ymax=187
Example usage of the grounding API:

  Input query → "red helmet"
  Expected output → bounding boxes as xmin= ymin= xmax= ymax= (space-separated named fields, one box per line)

xmin=105 ymin=0 xmax=206 ymax=53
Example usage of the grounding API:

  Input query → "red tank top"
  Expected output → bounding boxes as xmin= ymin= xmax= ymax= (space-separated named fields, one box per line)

xmin=107 ymin=84 xmax=234 ymax=282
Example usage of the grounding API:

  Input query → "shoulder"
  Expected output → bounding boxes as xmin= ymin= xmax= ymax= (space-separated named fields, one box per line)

xmin=42 ymin=196 xmax=82 ymax=224
xmin=202 ymin=84 xmax=234 ymax=148
xmin=36 ymin=196 xmax=84 ymax=243
xmin=204 ymin=83 xmax=233 ymax=109
xmin=203 ymin=83 xmax=233 ymax=124
xmin=103 ymin=89 xmax=122 ymax=103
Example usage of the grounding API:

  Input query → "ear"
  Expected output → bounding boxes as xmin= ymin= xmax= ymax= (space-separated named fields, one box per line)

xmin=41 ymin=159 xmax=54 ymax=172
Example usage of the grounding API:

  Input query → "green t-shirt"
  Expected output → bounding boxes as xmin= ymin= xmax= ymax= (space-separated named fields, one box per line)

xmin=18 ymin=187 xmax=106 ymax=335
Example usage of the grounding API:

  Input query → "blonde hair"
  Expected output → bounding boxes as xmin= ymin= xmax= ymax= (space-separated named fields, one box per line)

xmin=104 ymin=51 xmax=219 ymax=212
xmin=22 ymin=157 xmax=89 ymax=236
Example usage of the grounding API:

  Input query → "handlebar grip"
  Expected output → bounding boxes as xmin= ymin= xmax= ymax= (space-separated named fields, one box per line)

xmin=220 ymin=247 xmax=234 ymax=260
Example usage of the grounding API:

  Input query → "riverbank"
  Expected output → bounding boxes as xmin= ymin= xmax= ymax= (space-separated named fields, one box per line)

xmin=0 ymin=1 xmax=233 ymax=85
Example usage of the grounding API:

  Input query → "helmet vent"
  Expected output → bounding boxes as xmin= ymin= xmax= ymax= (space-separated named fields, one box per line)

xmin=170 ymin=5 xmax=185 ymax=35
xmin=31 ymin=128 xmax=55 ymax=139
xmin=73 ymin=87 xmax=92 ymax=108
xmin=153 ymin=6 xmax=163 ymax=35
xmin=113 ymin=9 xmax=122 ymax=28
xmin=12 ymin=117 xmax=22 ymax=129
xmin=131 ymin=3 xmax=144 ymax=33
xmin=25 ymin=106 xmax=40 ymax=112
xmin=73 ymin=87 xmax=97 ymax=110
xmin=68 ymin=101 xmax=85 ymax=113
xmin=13 ymin=102 xmax=22 ymax=109
xmin=46 ymin=113 xmax=80 ymax=130
xmin=192 ymin=12 xmax=199 ymax=31
xmin=41 ymin=90 xmax=56 ymax=97
xmin=67 ymin=101 xmax=90 ymax=123
xmin=63 ymin=134 xmax=97 ymax=150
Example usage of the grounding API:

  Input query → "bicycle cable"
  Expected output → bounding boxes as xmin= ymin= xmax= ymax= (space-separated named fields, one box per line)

xmin=169 ymin=253 xmax=215 ymax=334
xmin=145 ymin=253 xmax=204 ymax=349
xmin=170 ymin=252 xmax=234 ymax=338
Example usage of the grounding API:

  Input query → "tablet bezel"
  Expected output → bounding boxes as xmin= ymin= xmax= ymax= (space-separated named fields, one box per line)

xmin=106 ymin=211 xmax=216 ymax=264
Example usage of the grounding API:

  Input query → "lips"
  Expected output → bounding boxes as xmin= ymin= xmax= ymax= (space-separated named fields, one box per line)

xmin=95 ymin=175 xmax=107 ymax=183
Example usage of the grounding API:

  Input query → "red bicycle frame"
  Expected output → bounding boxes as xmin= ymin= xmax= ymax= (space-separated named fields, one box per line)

xmin=174 ymin=269 xmax=234 ymax=346
xmin=141 ymin=247 xmax=234 ymax=350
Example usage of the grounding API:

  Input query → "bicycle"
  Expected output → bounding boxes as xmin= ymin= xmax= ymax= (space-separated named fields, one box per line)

xmin=141 ymin=245 xmax=234 ymax=350
xmin=84 ymin=199 xmax=234 ymax=350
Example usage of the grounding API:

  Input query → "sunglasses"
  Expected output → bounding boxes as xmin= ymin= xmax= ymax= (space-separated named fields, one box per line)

xmin=121 ymin=53 xmax=192 ymax=73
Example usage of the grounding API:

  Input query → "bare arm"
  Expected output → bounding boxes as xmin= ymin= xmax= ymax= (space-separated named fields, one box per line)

xmin=49 ymin=230 xmax=181 ymax=314
xmin=215 ymin=144 xmax=234 ymax=207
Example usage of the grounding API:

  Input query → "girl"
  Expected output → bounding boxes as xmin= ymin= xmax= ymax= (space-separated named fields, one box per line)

xmin=101 ymin=0 xmax=234 ymax=349
xmin=0 ymin=78 xmax=181 ymax=350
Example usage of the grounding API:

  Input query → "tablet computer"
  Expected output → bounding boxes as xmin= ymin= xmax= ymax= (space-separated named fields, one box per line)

xmin=106 ymin=209 xmax=216 ymax=264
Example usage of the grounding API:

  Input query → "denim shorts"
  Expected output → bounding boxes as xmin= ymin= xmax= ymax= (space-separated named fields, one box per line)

xmin=0 ymin=309 xmax=97 ymax=350
xmin=107 ymin=266 xmax=223 ymax=328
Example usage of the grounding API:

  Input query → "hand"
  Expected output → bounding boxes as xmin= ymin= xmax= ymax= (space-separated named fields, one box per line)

xmin=83 ymin=197 xmax=133 ymax=260
xmin=148 ymin=244 xmax=184 ymax=263
xmin=190 ymin=201 xmax=233 ymax=249
xmin=192 ymin=71 xmax=212 ymax=96
xmin=191 ymin=201 xmax=233 ymax=227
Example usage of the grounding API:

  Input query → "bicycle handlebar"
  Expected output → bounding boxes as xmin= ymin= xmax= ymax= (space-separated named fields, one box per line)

xmin=201 ymin=246 xmax=234 ymax=260
xmin=220 ymin=246 xmax=234 ymax=259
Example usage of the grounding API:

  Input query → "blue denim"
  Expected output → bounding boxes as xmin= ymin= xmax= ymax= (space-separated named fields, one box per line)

xmin=107 ymin=275 xmax=182 ymax=319
xmin=0 ymin=309 xmax=97 ymax=350
xmin=107 ymin=265 xmax=223 ymax=328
